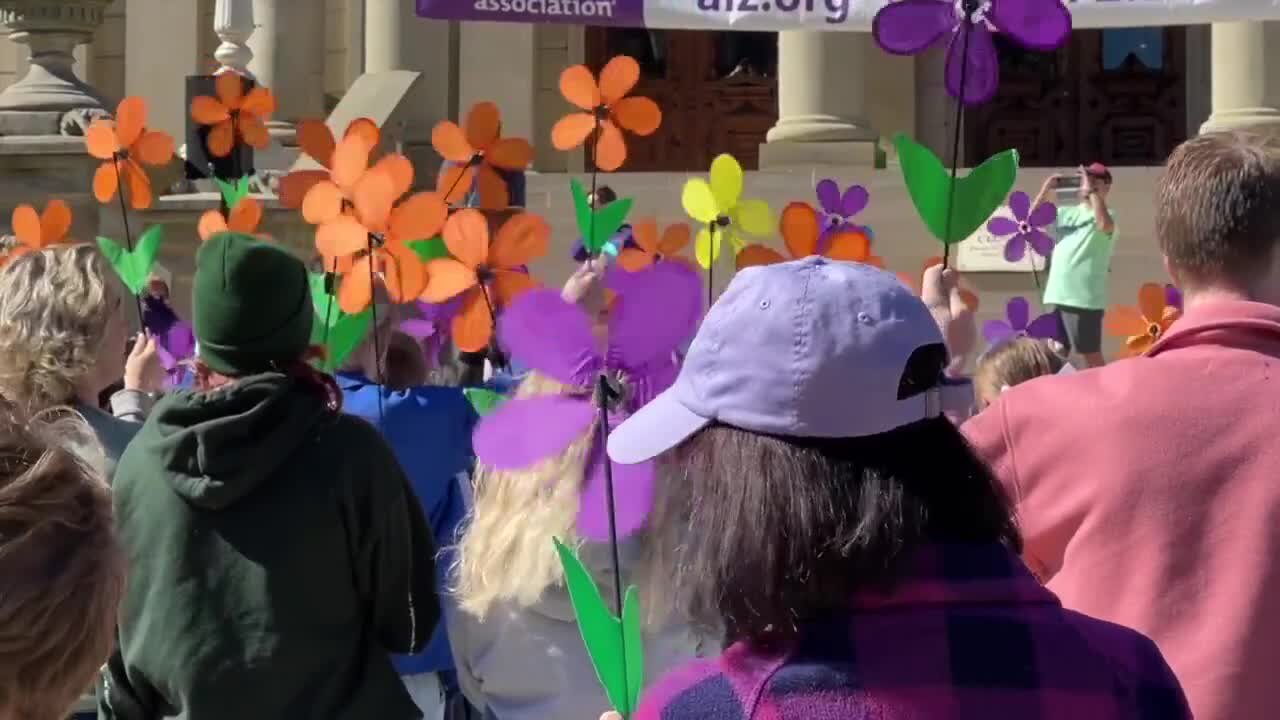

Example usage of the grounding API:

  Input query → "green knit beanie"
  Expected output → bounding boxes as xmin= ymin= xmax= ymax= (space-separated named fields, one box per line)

xmin=193 ymin=232 xmax=313 ymax=376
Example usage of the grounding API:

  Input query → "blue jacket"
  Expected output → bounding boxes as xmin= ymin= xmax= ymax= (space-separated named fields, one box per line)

xmin=338 ymin=373 xmax=479 ymax=676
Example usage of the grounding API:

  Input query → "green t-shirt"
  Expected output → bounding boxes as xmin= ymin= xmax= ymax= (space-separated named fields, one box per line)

xmin=1043 ymin=202 xmax=1116 ymax=310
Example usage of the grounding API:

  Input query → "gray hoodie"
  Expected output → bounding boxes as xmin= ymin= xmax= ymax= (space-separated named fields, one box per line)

xmin=445 ymin=542 xmax=704 ymax=720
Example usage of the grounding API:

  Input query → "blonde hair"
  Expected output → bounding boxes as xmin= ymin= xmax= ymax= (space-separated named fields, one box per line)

xmin=974 ymin=337 xmax=1066 ymax=409
xmin=0 ymin=406 xmax=125 ymax=719
xmin=452 ymin=372 xmax=597 ymax=617
xmin=0 ymin=245 xmax=120 ymax=411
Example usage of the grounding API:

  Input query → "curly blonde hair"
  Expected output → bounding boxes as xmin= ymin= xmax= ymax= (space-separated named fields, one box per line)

xmin=0 ymin=245 xmax=120 ymax=411
xmin=452 ymin=372 xmax=597 ymax=617
xmin=0 ymin=405 xmax=125 ymax=719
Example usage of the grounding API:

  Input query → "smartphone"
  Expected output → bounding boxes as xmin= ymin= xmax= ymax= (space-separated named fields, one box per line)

xmin=1053 ymin=175 xmax=1083 ymax=190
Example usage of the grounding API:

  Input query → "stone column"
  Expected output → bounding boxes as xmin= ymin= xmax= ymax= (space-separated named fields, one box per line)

xmin=365 ymin=0 xmax=456 ymax=182
xmin=125 ymin=0 xmax=203 ymax=144
xmin=0 ymin=0 xmax=113 ymax=115
xmin=759 ymin=31 xmax=879 ymax=168
xmin=1199 ymin=21 xmax=1280 ymax=136
xmin=247 ymin=0 xmax=326 ymax=146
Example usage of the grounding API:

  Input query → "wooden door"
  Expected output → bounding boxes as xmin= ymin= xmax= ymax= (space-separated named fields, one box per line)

xmin=966 ymin=27 xmax=1186 ymax=167
xmin=586 ymin=28 xmax=778 ymax=171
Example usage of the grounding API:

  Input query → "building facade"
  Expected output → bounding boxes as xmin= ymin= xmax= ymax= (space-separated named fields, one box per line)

xmin=4 ymin=1 xmax=1279 ymax=176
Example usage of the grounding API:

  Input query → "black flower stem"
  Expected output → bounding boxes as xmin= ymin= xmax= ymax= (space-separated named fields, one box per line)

xmin=110 ymin=155 xmax=145 ymax=329
xmin=476 ymin=279 xmax=509 ymax=374
xmin=367 ymin=237 xmax=385 ymax=423
xmin=941 ymin=19 xmax=973 ymax=271
xmin=707 ymin=222 xmax=716 ymax=309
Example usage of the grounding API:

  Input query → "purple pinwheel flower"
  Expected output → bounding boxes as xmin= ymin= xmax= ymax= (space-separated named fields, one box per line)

xmin=982 ymin=296 xmax=1062 ymax=347
xmin=472 ymin=261 xmax=703 ymax=541
xmin=873 ymin=0 xmax=1072 ymax=106
xmin=815 ymin=179 xmax=871 ymax=247
xmin=987 ymin=191 xmax=1057 ymax=262
xmin=142 ymin=294 xmax=195 ymax=389
xmin=1165 ymin=284 xmax=1183 ymax=312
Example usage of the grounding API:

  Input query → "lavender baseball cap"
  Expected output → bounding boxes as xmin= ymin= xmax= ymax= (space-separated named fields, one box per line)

xmin=607 ymin=256 xmax=973 ymax=464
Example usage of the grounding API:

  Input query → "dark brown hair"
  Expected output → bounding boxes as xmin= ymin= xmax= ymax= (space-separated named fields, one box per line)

xmin=0 ymin=406 xmax=124 ymax=718
xmin=1157 ymin=131 xmax=1280 ymax=287
xmin=646 ymin=417 xmax=1020 ymax=647
xmin=384 ymin=331 xmax=428 ymax=390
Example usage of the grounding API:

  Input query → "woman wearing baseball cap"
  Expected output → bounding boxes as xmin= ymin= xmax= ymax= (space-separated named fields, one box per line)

xmin=606 ymin=257 xmax=1188 ymax=719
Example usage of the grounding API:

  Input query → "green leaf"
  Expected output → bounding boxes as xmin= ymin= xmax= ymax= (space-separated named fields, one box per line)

xmin=97 ymin=224 xmax=164 ymax=295
xmin=621 ymin=585 xmax=645 ymax=714
xmin=307 ymin=272 xmax=371 ymax=371
xmin=592 ymin=197 xmax=633 ymax=252
xmin=554 ymin=537 xmax=642 ymax=718
xmin=408 ymin=237 xmax=450 ymax=263
xmin=214 ymin=176 xmax=252 ymax=210
xmin=894 ymin=133 xmax=1019 ymax=246
xmin=463 ymin=387 xmax=506 ymax=417
xmin=571 ymin=178 xmax=592 ymax=242
xmin=570 ymin=178 xmax=634 ymax=255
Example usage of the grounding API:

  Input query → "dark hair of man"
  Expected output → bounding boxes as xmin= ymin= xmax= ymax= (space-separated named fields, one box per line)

xmin=643 ymin=346 xmax=1021 ymax=648
xmin=1157 ymin=131 xmax=1280 ymax=287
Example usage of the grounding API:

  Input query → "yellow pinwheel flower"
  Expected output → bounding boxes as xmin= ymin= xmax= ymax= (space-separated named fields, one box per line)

xmin=681 ymin=154 xmax=773 ymax=269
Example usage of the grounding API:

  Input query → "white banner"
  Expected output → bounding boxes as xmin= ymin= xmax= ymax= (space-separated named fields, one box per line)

xmin=641 ymin=0 xmax=1280 ymax=31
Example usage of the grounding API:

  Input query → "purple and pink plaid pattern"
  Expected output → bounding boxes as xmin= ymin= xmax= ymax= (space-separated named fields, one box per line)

xmin=637 ymin=545 xmax=1190 ymax=720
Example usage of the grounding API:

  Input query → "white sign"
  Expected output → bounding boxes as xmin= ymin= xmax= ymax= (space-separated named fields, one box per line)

xmin=642 ymin=0 xmax=1280 ymax=32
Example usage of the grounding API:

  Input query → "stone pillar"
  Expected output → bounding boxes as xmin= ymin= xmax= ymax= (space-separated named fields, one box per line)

xmin=125 ymin=0 xmax=203 ymax=143
xmin=214 ymin=0 xmax=255 ymax=78
xmin=0 ymin=0 xmax=112 ymax=115
xmin=759 ymin=31 xmax=879 ymax=168
xmin=1199 ymin=21 xmax=1280 ymax=136
xmin=365 ymin=0 xmax=456 ymax=182
xmin=458 ymin=22 xmax=536 ymax=141
xmin=247 ymin=0 xmax=326 ymax=146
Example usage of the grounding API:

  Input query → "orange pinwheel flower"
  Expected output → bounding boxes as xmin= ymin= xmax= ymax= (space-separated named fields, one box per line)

xmin=85 ymin=97 xmax=175 ymax=211
xmin=420 ymin=209 xmax=549 ymax=353
xmin=1105 ymin=282 xmax=1181 ymax=357
xmin=897 ymin=256 xmax=980 ymax=311
xmin=198 ymin=197 xmax=263 ymax=242
xmin=315 ymin=165 xmax=447 ymax=314
xmin=190 ymin=72 xmax=277 ymax=158
xmin=736 ymin=202 xmax=882 ymax=271
xmin=302 ymin=132 xmax=414 ymax=227
xmin=1 ymin=200 xmax=72 ymax=266
xmin=551 ymin=55 xmax=662 ymax=172
xmin=432 ymin=102 xmax=533 ymax=210
xmin=617 ymin=219 xmax=693 ymax=272
xmin=278 ymin=118 xmax=382 ymax=209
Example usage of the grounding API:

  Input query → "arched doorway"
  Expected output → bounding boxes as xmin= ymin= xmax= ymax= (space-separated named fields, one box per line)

xmin=965 ymin=27 xmax=1188 ymax=166
xmin=585 ymin=28 xmax=778 ymax=171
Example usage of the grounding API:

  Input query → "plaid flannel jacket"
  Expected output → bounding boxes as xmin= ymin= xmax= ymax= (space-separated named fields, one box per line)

xmin=637 ymin=544 xmax=1190 ymax=720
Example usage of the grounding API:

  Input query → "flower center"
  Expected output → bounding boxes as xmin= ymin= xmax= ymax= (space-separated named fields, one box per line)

xmin=476 ymin=265 xmax=495 ymax=283
xmin=593 ymin=105 xmax=610 ymax=121
xmin=467 ymin=152 xmax=484 ymax=167
xmin=1147 ymin=322 xmax=1162 ymax=338
xmin=1017 ymin=220 xmax=1031 ymax=234
xmin=955 ymin=0 xmax=990 ymax=24
xmin=714 ymin=215 xmax=731 ymax=228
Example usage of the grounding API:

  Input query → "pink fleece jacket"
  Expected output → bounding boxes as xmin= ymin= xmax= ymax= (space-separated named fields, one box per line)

xmin=964 ymin=300 xmax=1280 ymax=720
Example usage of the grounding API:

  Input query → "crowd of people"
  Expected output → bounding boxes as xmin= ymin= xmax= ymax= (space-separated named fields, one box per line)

xmin=1 ymin=129 xmax=1277 ymax=720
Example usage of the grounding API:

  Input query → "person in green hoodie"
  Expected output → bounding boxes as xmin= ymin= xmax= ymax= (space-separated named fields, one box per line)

xmin=99 ymin=233 xmax=440 ymax=720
